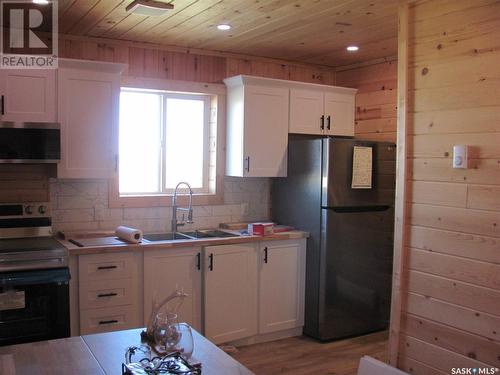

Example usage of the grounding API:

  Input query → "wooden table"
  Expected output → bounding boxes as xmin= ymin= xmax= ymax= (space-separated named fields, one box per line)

xmin=0 ymin=328 xmax=254 ymax=375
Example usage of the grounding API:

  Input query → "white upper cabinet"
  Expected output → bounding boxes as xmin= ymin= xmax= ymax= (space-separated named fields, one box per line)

xmin=0 ymin=69 xmax=56 ymax=122
xmin=290 ymin=86 xmax=356 ymax=136
xmin=225 ymin=75 xmax=356 ymax=178
xmin=289 ymin=88 xmax=324 ymax=135
xmin=323 ymin=92 xmax=355 ymax=136
xmin=57 ymin=60 xmax=124 ymax=179
xmin=224 ymin=75 xmax=289 ymax=177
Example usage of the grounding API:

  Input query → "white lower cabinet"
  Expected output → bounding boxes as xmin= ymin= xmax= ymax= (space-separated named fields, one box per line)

xmin=143 ymin=247 xmax=202 ymax=331
xmin=258 ymin=239 xmax=306 ymax=334
xmin=203 ymin=243 xmax=258 ymax=344
xmin=80 ymin=305 xmax=141 ymax=335
xmin=74 ymin=239 xmax=306 ymax=342
xmin=77 ymin=251 xmax=141 ymax=335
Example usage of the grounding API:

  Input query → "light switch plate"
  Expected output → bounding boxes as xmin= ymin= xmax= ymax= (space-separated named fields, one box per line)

xmin=453 ymin=145 xmax=468 ymax=169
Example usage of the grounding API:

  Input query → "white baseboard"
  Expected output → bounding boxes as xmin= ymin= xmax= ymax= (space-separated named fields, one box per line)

xmin=226 ymin=327 xmax=303 ymax=347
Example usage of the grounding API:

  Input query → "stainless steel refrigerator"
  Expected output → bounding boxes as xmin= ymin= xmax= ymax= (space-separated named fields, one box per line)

xmin=272 ymin=136 xmax=396 ymax=341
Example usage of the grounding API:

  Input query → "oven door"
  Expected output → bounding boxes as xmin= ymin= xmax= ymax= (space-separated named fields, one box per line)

xmin=0 ymin=268 xmax=70 ymax=346
xmin=0 ymin=122 xmax=60 ymax=163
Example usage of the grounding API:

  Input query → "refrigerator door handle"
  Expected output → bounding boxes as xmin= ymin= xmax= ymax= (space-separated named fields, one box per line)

xmin=330 ymin=205 xmax=391 ymax=213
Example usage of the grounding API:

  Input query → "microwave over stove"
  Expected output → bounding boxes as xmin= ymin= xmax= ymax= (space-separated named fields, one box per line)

xmin=0 ymin=122 xmax=60 ymax=163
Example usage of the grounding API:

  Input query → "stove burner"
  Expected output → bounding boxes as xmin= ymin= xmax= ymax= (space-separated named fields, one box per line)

xmin=0 ymin=202 xmax=67 ymax=272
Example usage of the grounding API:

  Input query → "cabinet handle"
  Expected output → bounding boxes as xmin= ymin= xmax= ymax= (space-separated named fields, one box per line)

xmin=208 ymin=253 xmax=214 ymax=271
xmin=1 ymin=95 xmax=4 ymax=115
xmin=98 ymin=319 xmax=118 ymax=325
xmin=263 ymin=247 xmax=268 ymax=264
xmin=245 ymin=156 xmax=250 ymax=173
xmin=97 ymin=292 xmax=118 ymax=298
xmin=97 ymin=265 xmax=117 ymax=270
xmin=327 ymin=115 xmax=331 ymax=130
xmin=196 ymin=252 xmax=201 ymax=270
xmin=320 ymin=115 xmax=325 ymax=130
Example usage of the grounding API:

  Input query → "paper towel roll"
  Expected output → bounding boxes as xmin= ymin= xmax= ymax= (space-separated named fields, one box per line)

xmin=115 ymin=226 xmax=143 ymax=243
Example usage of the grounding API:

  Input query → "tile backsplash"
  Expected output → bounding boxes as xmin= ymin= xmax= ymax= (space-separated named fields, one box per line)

xmin=50 ymin=177 xmax=271 ymax=233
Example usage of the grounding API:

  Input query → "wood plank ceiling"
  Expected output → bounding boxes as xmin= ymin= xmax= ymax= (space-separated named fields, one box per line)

xmin=59 ymin=0 xmax=398 ymax=67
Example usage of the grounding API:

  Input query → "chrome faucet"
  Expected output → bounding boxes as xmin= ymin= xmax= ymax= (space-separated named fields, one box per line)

xmin=171 ymin=182 xmax=194 ymax=233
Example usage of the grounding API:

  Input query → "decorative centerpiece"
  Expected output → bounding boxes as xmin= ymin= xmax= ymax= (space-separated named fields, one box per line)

xmin=122 ymin=349 xmax=201 ymax=375
xmin=126 ymin=288 xmax=200 ymax=374
xmin=141 ymin=289 xmax=188 ymax=345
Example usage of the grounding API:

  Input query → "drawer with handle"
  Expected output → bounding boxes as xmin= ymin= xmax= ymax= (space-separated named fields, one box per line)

xmin=79 ymin=278 xmax=138 ymax=310
xmin=78 ymin=252 xmax=137 ymax=282
xmin=79 ymin=305 xmax=140 ymax=335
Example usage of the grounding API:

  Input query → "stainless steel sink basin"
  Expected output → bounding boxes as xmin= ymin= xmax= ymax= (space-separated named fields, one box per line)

xmin=142 ymin=232 xmax=191 ymax=241
xmin=201 ymin=230 xmax=241 ymax=238
xmin=181 ymin=230 xmax=241 ymax=239
xmin=180 ymin=230 xmax=214 ymax=239
xmin=142 ymin=230 xmax=241 ymax=242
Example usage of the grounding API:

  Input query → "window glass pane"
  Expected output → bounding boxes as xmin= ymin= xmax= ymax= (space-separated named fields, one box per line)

xmin=119 ymin=91 xmax=162 ymax=194
xmin=164 ymin=97 xmax=205 ymax=189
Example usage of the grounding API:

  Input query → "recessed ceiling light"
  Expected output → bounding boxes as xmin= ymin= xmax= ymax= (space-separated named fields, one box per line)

xmin=33 ymin=0 xmax=49 ymax=4
xmin=346 ymin=45 xmax=359 ymax=52
xmin=126 ymin=0 xmax=174 ymax=16
xmin=217 ymin=24 xmax=231 ymax=31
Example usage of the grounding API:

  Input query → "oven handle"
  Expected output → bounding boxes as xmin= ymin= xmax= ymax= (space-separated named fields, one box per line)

xmin=0 ymin=267 xmax=70 ymax=286
xmin=0 ymin=257 xmax=67 ymax=272
xmin=0 ymin=257 xmax=65 ymax=265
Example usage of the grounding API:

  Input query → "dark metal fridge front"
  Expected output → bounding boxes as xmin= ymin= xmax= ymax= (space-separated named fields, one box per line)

xmin=272 ymin=136 xmax=396 ymax=341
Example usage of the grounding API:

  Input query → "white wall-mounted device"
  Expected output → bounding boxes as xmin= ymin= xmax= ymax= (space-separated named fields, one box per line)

xmin=453 ymin=145 xmax=469 ymax=169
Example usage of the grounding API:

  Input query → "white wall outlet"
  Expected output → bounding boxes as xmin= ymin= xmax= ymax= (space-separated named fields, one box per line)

xmin=453 ymin=145 xmax=468 ymax=169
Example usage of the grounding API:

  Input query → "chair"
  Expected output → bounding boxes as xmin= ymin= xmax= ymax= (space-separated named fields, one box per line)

xmin=357 ymin=356 xmax=409 ymax=375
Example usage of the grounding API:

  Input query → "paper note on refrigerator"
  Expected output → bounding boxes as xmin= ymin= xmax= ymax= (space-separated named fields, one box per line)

xmin=351 ymin=146 xmax=373 ymax=189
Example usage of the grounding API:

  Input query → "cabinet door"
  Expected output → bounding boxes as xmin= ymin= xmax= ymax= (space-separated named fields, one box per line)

xmin=259 ymin=239 xmax=306 ymax=334
xmin=289 ymin=88 xmax=324 ymax=135
xmin=204 ymin=243 xmax=258 ymax=344
xmin=144 ymin=247 xmax=202 ymax=331
xmin=243 ymin=85 xmax=289 ymax=177
xmin=324 ymin=92 xmax=355 ymax=136
xmin=57 ymin=68 xmax=119 ymax=178
xmin=0 ymin=69 xmax=56 ymax=122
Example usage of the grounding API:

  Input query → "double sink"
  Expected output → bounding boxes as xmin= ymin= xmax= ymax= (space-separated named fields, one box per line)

xmin=142 ymin=229 xmax=241 ymax=242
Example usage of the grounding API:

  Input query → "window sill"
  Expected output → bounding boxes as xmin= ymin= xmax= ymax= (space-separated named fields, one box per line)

xmin=109 ymin=189 xmax=223 ymax=208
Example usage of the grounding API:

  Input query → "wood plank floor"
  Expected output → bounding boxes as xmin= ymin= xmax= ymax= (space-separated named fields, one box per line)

xmin=231 ymin=331 xmax=388 ymax=375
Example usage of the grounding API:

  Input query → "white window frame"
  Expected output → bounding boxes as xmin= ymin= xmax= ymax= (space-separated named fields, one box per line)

xmin=119 ymin=88 xmax=212 ymax=196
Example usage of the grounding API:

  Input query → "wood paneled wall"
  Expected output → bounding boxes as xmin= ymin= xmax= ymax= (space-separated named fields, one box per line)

xmin=0 ymin=36 xmax=337 ymax=205
xmin=336 ymin=60 xmax=398 ymax=143
xmin=393 ymin=1 xmax=500 ymax=373
xmin=59 ymin=35 xmax=336 ymax=85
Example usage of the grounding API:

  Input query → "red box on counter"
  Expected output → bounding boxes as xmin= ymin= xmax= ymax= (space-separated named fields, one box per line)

xmin=247 ymin=222 xmax=274 ymax=236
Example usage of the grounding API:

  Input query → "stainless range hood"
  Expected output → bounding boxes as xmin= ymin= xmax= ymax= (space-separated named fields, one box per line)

xmin=0 ymin=121 xmax=61 ymax=163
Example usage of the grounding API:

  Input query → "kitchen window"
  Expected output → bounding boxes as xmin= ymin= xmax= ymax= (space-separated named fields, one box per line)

xmin=118 ymin=88 xmax=216 ymax=198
